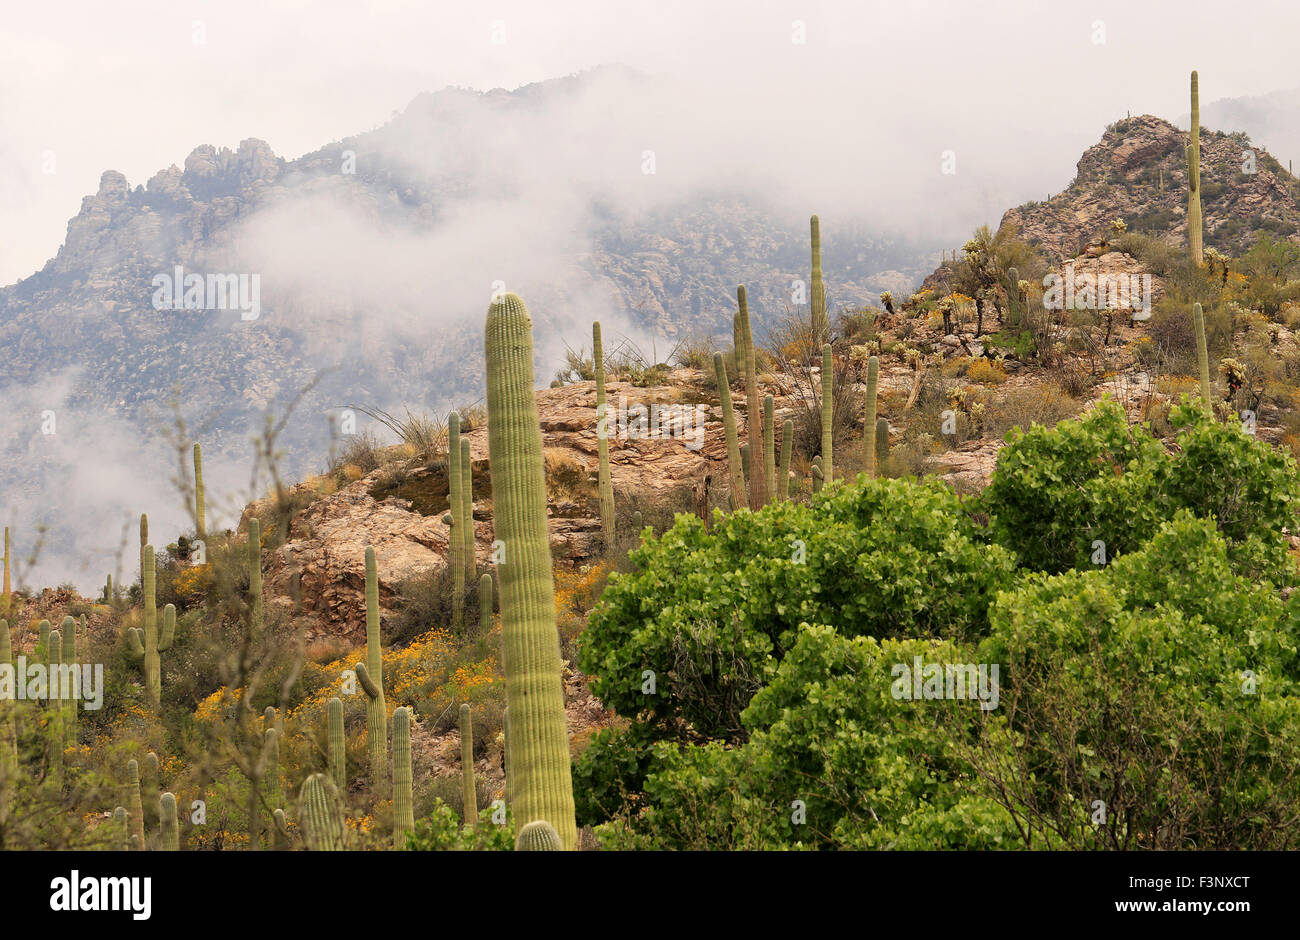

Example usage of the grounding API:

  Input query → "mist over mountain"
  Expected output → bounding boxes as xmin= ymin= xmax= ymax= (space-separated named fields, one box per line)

xmin=1196 ymin=86 xmax=1300 ymax=173
xmin=0 ymin=66 xmax=954 ymax=590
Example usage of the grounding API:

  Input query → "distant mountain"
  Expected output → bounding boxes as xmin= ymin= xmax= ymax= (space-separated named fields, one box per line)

xmin=0 ymin=66 xmax=936 ymax=589
xmin=996 ymin=113 xmax=1299 ymax=262
xmin=1196 ymin=87 xmax=1300 ymax=176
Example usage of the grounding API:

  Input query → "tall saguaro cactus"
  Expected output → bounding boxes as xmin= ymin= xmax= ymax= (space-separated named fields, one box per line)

xmin=778 ymin=419 xmax=794 ymax=500
xmin=392 ymin=706 xmax=414 ymax=848
xmin=1188 ymin=70 xmax=1203 ymax=266
xmin=160 ymin=792 xmax=180 ymax=851
xmin=355 ymin=546 xmax=388 ymax=793
xmin=737 ymin=286 xmax=767 ymax=508
xmin=193 ymin=443 xmax=206 ymax=538
xmin=484 ymin=292 xmax=577 ymax=849
xmin=127 ymin=550 xmax=175 ymax=707
xmin=478 ymin=572 xmax=494 ymax=635
xmin=810 ymin=214 xmax=828 ymax=347
xmin=762 ymin=395 xmax=776 ymax=499
xmin=0 ymin=620 xmax=15 ymax=824
xmin=49 ymin=629 xmax=63 ymax=787
xmin=864 ymin=355 xmax=880 ymax=477
xmin=593 ymin=321 xmax=616 ymax=544
xmin=126 ymin=758 xmax=146 ymax=848
xmin=876 ymin=417 xmax=890 ymax=472
xmin=459 ymin=703 xmax=477 ymax=830
xmin=248 ymin=519 xmax=263 ymax=630
xmin=713 ymin=353 xmax=748 ymax=511
xmin=461 ymin=438 xmax=475 ymax=581
xmin=327 ymin=696 xmax=345 ymax=790
xmin=60 ymin=615 xmax=77 ymax=745
xmin=2 ymin=526 xmax=10 ymax=617
xmin=299 ymin=773 xmax=345 ymax=850
xmin=1193 ymin=301 xmax=1211 ymax=404
xmin=448 ymin=414 xmax=466 ymax=629
xmin=820 ymin=344 xmax=834 ymax=484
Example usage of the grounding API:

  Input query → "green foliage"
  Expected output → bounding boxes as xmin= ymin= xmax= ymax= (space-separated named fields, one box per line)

xmin=976 ymin=515 xmax=1300 ymax=847
xmin=404 ymin=802 xmax=514 ymax=851
xmin=982 ymin=397 xmax=1300 ymax=581
xmin=580 ymin=476 xmax=1016 ymax=744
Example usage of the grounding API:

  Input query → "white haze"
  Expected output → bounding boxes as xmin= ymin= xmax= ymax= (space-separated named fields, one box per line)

xmin=3 ymin=0 xmax=1300 ymax=590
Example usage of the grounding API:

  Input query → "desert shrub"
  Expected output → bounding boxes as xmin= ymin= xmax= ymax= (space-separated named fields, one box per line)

xmin=580 ymin=476 xmax=1016 ymax=745
xmin=390 ymin=564 xmax=487 ymax=645
xmin=981 ymin=385 xmax=1080 ymax=440
xmin=328 ymin=430 xmax=385 ymax=476
xmin=974 ymin=515 xmax=1300 ymax=848
xmin=670 ymin=332 xmax=718 ymax=370
xmin=966 ymin=357 xmax=1007 ymax=385
xmin=405 ymin=802 xmax=514 ymax=850
xmin=981 ymin=397 xmax=1300 ymax=581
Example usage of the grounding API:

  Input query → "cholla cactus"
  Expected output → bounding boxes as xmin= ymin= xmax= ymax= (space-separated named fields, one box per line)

xmin=1110 ymin=218 xmax=1127 ymax=236
xmin=880 ymin=291 xmax=895 ymax=315
xmin=1219 ymin=357 xmax=1246 ymax=397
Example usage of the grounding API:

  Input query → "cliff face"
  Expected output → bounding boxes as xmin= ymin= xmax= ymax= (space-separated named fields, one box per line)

xmin=997 ymin=114 xmax=1300 ymax=261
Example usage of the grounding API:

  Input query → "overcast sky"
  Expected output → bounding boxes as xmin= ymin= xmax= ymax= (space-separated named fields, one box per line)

xmin=3 ymin=0 xmax=1300 ymax=285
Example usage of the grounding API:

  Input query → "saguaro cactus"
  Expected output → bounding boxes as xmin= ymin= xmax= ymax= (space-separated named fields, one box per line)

xmin=483 ymin=292 xmax=577 ymax=849
xmin=112 ymin=807 xmax=130 ymax=850
xmin=61 ymin=615 xmax=77 ymax=745
xmin=1188 ymin=70 xmax=1203 ymax=266
xmin=264 ymin=727 xmax=281 ymax=814
xmin=810 ymin=214 xmax=828 ymax=347
xmin=713 ymin=353 xmax=748 ymax=511
xmin=812 ymin=455 xmax=824 ymax=493
xmin=448 ymin=413 xmax=466 ymax=630
xmin=737 ymin=286 xmax=767 ymax=508
xmin=160 ymin=792 xmax=179 ymax=851
xmin=1193 ymin=301 xmax=1211 ymax=403
xmin=2 ymin=527 xmax=9 ymax=617
xmin=248 ymin=519 xmax=263 ymax=630
xmin=0 ymin=620 xmax=15 ymax=823
xmin=392 ymin=706 xmax=414 ymax=848
xmin=515 ymin=819 xmax=563 ymax=851
xmin=126 ymin=759 xmax=146 ymax=848
xmin=864 ymin=355 xmax=880 ymax=477
xmin=461 ymin=437 xmax=475 ymax=582
xmin=876 ymin=417 xmax=890 ymax=472
xmin=127 ymin=549 xmax=174 ymax=707
xmin=193 ymin=443 xmax=206 ymax=538
xmin=49 ymin=629 xmax=63 ymax=787
xmin=460 ymin=703 xmax=476 ymax=830
xmin=820 ymin=344 xmax=834 ymax=484
xmin=593 ymin=321 xmax=616 ymax=545
xmin=778 ymin=419 xmax=794 ymax=500
xmin=763 ymin=395 xmax=776 ymax=499
xmin=327 ymin=696 xmax=345 ymax=790
xmin=478 ymin=572 xmax=494 ymax=635
xmin=299 ymin=773 xmax=345 ymax=851
xmin=141 ymin=751 xmax=161 ymax=830
xmin=355 ymin=546 xmax=388 ymax=792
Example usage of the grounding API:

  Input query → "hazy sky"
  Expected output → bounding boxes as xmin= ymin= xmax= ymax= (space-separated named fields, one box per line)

xmin=4 ymin=0 xmax=1300 ymax=285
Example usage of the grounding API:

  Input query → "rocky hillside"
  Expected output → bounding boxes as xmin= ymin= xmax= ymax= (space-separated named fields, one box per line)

xmin=0 ymin=68 xmax=929 ymax=590
xmin=998 ymin=114 xmax=1300 ymax=260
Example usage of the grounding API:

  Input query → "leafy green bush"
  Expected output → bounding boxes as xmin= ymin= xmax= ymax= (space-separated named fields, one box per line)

xmin=981 ymin=397 xmax=1300 ymax=581
xmin=404 ymin=802 xmax=514 ymax=850
xmin=973 ymin=514 xmax=1300 ymax=848
xmin=580 ymin=477 xmax=1016 ymax=744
